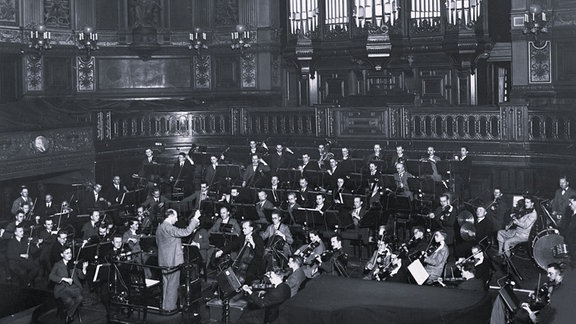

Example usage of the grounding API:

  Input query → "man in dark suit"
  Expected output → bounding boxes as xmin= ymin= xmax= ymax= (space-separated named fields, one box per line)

xmin=267 ymin=175 xmax=284 ymax=207
xmin=393 ymin=162 xmax=414 ymax=200
xmin=243 ymin=154 xmax=271 ymax=188
xmin=427 ymin=193 xmax=457 ymax=252
xmin=323 ymin=158 xmax=344 ymax=191
xmin=142 ymin=188 xmax=171 ymax=221
xmin=550 ymin=176 xmax=576 ymax=231
xmin=36 ymin=193 xmax=59 ymax=219
xmin=82 ymin=183 xmax=110 ymax=214
xmin=7 ymin=226 xmax=39 ymax=287
xmin=260 ymin=211 xmax=294 ymax=267
xmin=156 ymin=209 xmax=200 ymax=312
xmin=299 ymin=153 xmax=320 ymax=187
xmin=364 ymin=144 xmax=385 ymax=168
xmin=169 ymin=152 xmax=195 ymax=197
xmin=49 ymin=246 xmax=88 ymax=323
xmin=332 ymin=177 xmax=351 ymax=206
xmin=350 ymin=196 xmax=368 ymax=228
xmin=256 ymin=191 xmax=275 ymax=224
xmin=81 ymin=210 xmax=100 ymax=241
xmin=215 ymin=220 xmax=265 ymax=285
xmin=138 ymin=148 xmax=159 ymax=180
xmin=285 ymin=193 xmax=301 ymax=224
xmin=105 ymin=176 xmax=128 ymax=206
xmin=204 ymin=155 xmax=219 ymax=187
xmin=182 ymin=182 xmax=211 ymax=210
xmin=296 ymin=178 xmax=312 ymax=208
xmin=266 ymin=144 xmax=294 ymax=176
xmin=390 ymin=145 xmax=409 ymax=168
xmin=454 ymin=147 xmax=472 ymax=200
xmin=238 ymin=268 xmax=291 ymax=324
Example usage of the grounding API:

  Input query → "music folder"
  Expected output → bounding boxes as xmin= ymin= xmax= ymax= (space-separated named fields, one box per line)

xmin=407 ymin=259 xmax=429 ymax=285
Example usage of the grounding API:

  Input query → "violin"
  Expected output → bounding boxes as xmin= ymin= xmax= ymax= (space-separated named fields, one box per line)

xmin=505 ymin=207 xmax=533 ymax=230
xmin=295 ymin=241 xmax=320 ymax=259
xmin=528 ymin=282 xmax=551 ymax=311
xmin=422 ymin=241 xmax=441 ymax=259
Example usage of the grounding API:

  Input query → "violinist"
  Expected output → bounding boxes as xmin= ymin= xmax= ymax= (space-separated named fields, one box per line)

xmin=238 ymin=268 xmax=291 ymax=324
xmin=7 ymin=225 xmax=39 ymax=287
xmin=399 ymin=226 xmax=428 ymax=260
xmin=81 ymin=210 xmax=100 ymax=241
xmin=10 ymin=186 xmax=33 ymax=216
xmin=315 ymin=234 xmax=348 ymax=277
xmin=514 ymin=262 xmax=564 ymax=323
xmin=214 ymin=220 xmax=265 ymax=285
xmin=423 ymin=230 xmax=449 ymax=284
xmin=364 ymin=240 xmax=400 ymax=281
xmin=2 ymin=210 xmax=30 ymax=239
xmin=261 ymin=212 xmax=293 ymax=269
xmin=487 ymin=187 xmax=508 ymax=232
xmin=496 ymin=196 xmax=537 ymax=258
xmin=82 ymin=183 xmax=110 ymax=214
xmin=37 ymin=193 xmax=59 ymax=219
xmin=455 ymin=262 xmax=485 ymax=291
xmin=285 ymin=255 xmax=306 ymax=297
xmin=295 ymin=230 xmax=326 ymax=266
xmin=49 ymin=246 xmax=88 ymax=324
xmin=427 ymin=194 xmax=457 ymax=254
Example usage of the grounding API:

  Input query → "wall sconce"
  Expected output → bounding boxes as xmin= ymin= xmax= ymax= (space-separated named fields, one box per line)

xmin=77 ymin=26 xmax=99 ymax=59
xmin=189 ymin=28 xmax=208 ymax=56
xmin=523 ymin=3 xmax=549 ymax=45
xmin=29 ymin=24 xmax=51 ymax=57
xmin=231 ymin=24 xmax=253 ymax=55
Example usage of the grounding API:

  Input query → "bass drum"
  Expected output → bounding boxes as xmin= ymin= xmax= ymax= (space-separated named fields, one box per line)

xmin=531 ymin=229 xmax=565 ymax=270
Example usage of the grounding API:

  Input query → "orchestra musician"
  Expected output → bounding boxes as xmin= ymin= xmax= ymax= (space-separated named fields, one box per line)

xmin=37 ymin=193 xmax=59 ymax=219
xmin=82 ymin=183 xmax=110 ymax=214
xmin=266 ymin=144 xmax=294 ymax=176
xmin=237 ymin=268 xmax=291 ymax=324
xmin=81 ymin=210 xmax=101 ymax=241
xmin=450 ymin=262 xmax=484 ymax=291
xmin=296 ymin=230 xmax=326 ymax=277
xmin=420 ymin=146 xmax=442 ymax=182
xmin=313 ymin=194 xmax=329 ymax=215
xmin=2 ymin=210 xmax=30 ymax=239
xmin=314 ymin=234 xmax=348 ymax=277
xmin=366 ymin=162 xmax=382 ymax=207
xmin=513 ymin=262 xmax=564 ymax=323
xmin=49 ymin=246 xmax=88 ymax=324
xmin=487 ymin=187 xmax=508 ymax=232
xmin=474 ymin=206 xmax=495 ymax=245
xmin=496 ymin=196 xmax=537 ymax=258
xmin=256 ymin=191 xmax=275 ymax=224
xmin=246 ymin=139 xmax=268 ymax=164
xmin=453 ymin=147 xmax=472 ymax=200
xmin=364 ymin=144 xmax=384 ymax=168
xmin=105 ymin=176 xmax=129 ymax=206
xmin=260 ymin=211 xmax=294 ymax=269
xmin=338 ymin=147 xmax=354 ymax=173
xmin=393 ymin=162 xmax=414 ymax=200
xmin=137 ymin=148 xmax=159 ymax=181
xmin=332 ymin=177 xmax=350 ymax=206
xmin=562 ymin=196 xmax=576 ymax=259
xmin=135 ymin=206 xmax=153 ymax=235
xmin=317 ymin=144 xmax=334 ymax=170
xmin=10 ymin=186 xmax=34 ymax=216
xmin=182 ymin=182 xmax=211 ymax=210
xmin=268 ymin=176 xmax=284 ymax=207
xmin=285 ymin=255 xmax=306 ymax=297
xmin=36 ymin=217 xmax=58 ymax=277
xmin=7 ymin=225 xmax=39 ymax=287
xmin=284 ymin=192 xmax=301 ymax=224
xmin=142 ymin=188 xmax=171 ymax=223
xmin=323 ymin=158 xmax=344 ymax=191
xmin=427 ymin=194 xmax=457 ymax=253
xmin=390 ymin=145 xmax=409 ymax=168
xmin=156 ymin=209 xmax=200 ymax=313
xmin=203 ymin=155 xmax=219 ymax=187
xmin=296 ymin=178 xmax=312 ymax=208
xmin=214 ymin=220 xmax=265 ymax=285
xmin=364 ymin=240 xmax=395 ymax=280
xmin=299 ymin=153 xmax=320 ymax=187
xmin=242 ymin=154 xmax=271 ymax=188
xmin=169 ymin=152 xmax=195 ymax=197
xmin=349 ymin=196 xmax=367 ymax=228
xmin=209 ymin=206 xmax=241 ymax=236
xmin=549 ymin=176 xmax=575 ymax=231
xmin=422 ymin=230 xmax=449 ymax=284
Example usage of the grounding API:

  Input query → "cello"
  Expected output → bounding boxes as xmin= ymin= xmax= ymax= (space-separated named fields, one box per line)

xmin=231 ymin=235 xmax=256 ymax=285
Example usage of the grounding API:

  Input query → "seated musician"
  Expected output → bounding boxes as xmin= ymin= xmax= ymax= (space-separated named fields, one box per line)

xmin=512 ymin=262 xmax=564 ymax=323
xmin=390 ymin=145 xmax=409 ymax=167
xmin=209 ymin=206 xmax=241 ymax=236
xmin=322 ymin=158 xmax=344 ymax=191
xmin=332 ymin=177 xmax=350 ymax=206
xmin=438 ymin=261 xmax=484 ymax=291
xmin=295 ymin=230 xmax=326 ymax=277
xmin=299 ymin=153 xmax=320 ymax=187
xmin=183 ymin=182 xmax=213 ymax=210
xmin=364 ymin=240 xmax=400 ymax=281
xmin=313 ymin=194 xmax=330 ymax=215
xmin=285 ymin=255 xmax=306 ymax=297
xmin=315 ymin=234 xmax=348 ymax=277
xmin=317 ymin=144 xmax=334 ymax=170
xmin=123 ymin=219 xmax=143 ymax=252
xmin=214 ymin=220 xmax=265 ymax=284
xmin=393 ymin=162 xmax=414 ymax=200
xmin=256 ymin=191 xmax=275 ymax=224
xmin=7 ymin=225 xmax=39 ymax=287
xmin=565 ymin=196 xmax=576 ymax=257
xmin=2 ymin=209 xmax=29 ymax=239
xmin=142 ymin=188 xmax=170 ymax=218
xmin=296 ymin=178 xmax=312 ymax=208
xmin=104 ymin=175 xmax=129 ymax=206
xmin=364 ymin=144 xmax=384 ymax=168
xmin=349 ymin=196 xmax=367 ymax=228
xmin=496 ymin=196 xmax=537 ymax=258
xmin=338 ymin=147 xmax=354 ymax=173
xmin=238 ymin=267 xmax=291 ymax=324
xmin=81 ymin=210 xmax=100 ymax=241
xmin=260 ymin=211 xmax=294 ymax=269
xmin=135 ymin=206 xmax=153 ymax=235
xmin=474 ymin=206 xmax=494 ymax=245
xmin=106 ymin=235 xmax=132 ymax=262
xmin=36 ymin=217 xmax=58 ymax=276
xmin=49 ymin=246 xmax=88 ymax=324
xmin=50 ymin=231 xmax=69 ymax=267
xmin=284 ymin=192 xmax=301 ymax=224
xmin=268 ymin=175 xmax=284 ymax=207
xmin=399 ymin=226 xmax=428 ymax=260
xmin=37 ymin=193 xmax=59 ymax=219
xmin=423 ymin=230 xmax=449 ymax=284
xmin=10 ymin=186 xmax=34 ymax=216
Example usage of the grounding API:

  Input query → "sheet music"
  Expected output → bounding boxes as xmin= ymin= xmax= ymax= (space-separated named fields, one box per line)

xmin=407 ymin=259 xmax=429 ymax=285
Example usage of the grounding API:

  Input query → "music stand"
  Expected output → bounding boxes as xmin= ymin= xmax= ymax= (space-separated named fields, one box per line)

xmin=359 ymin=207 xmax=382 ymax=228
xmin=381 ymin=174 xmax=397 ymax=191
xmin=215 ymin=164 xmax=242 ymax=187
xmin=77 ymin=243 xmax=98 ymax=262
xmin=293 ymin=208 xmax=323 ymax=229
xmin=333 ymin=209 xmax=354 ymax=229
xmin=236 ymin=204 xmax=259 ymax=221
xmin=200 ymin=199 xmax=216 ymax=217
xmin=191 ymin=151 xmax=211 ymax=165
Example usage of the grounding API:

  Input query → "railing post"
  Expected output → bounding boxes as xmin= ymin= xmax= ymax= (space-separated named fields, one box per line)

xmin=499 ymin=103 xmax=529 ymax=142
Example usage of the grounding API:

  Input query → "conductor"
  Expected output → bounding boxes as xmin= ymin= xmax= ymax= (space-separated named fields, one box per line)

xmin=156 ymin=209 xmax=201 ymax=312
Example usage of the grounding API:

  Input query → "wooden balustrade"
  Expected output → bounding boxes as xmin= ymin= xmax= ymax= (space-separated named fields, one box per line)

xmin=95 ymin=105 xmax=576 ymax=146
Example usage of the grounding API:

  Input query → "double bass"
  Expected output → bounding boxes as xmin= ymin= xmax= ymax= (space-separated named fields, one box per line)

xmin=231 ymin=236 xmax=255 ymax=285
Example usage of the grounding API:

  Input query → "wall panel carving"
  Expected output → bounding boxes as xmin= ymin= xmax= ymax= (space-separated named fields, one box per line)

xmin=98 ymin=58 xmax=191 ymax=89
xmin=44 ymin=0 xmax=71 ymax=28
xmin=193 ymin=55 xmax=211 ymax=89
xmin=0 ymin=0 xmax=17 ymax=26
xmin=77 ymin=56 xmax=95 ymax=91
xmin=25 ymin=56 xmax=43 ymax=92
xmin=529 ymin=41 xmax=551 ymax=84
xmin=241 ymin=53 xmax=257 ymax=88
